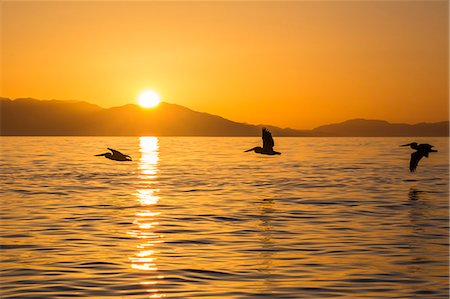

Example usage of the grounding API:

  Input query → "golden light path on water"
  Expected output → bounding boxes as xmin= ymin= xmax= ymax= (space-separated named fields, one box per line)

xmin=128 ymin=137 xmax=165 ymax=298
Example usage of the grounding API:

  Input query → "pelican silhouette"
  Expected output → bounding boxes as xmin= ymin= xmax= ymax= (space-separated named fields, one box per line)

xmin=95 ymin=148 xmax=132 ymax=161
xmin=401 ymin=142 xmax=437 ymax=172
xmin=245 ymin=128 xmax=281 ymax=155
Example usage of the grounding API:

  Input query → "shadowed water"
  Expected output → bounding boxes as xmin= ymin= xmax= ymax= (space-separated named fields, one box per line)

xmin=1 ymin=137 xmax=448 ymax=298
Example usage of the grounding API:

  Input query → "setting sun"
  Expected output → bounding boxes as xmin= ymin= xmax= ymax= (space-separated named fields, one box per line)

xmin=138 ymin=90 xmax=161 ymax=108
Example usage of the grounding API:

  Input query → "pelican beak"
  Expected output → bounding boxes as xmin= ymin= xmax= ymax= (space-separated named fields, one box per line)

xmin=95 ymin=153 xmax=107 ymax=156
xmin=400 ymin=143 xmax=411 ymax=147
xmin=244 ymin=148 xmax=255 ymax=152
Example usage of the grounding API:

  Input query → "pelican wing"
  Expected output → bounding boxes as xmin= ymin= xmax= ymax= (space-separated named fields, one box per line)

xmin=418 ymin=144 xmax=434 ymax=151
xmin=108 ymin=148 xmax=127 ymax=158
xmin=410 ymin=151 xmax=425 ymax=173
xmin=262 ymin=128 xmax=274 ymax=151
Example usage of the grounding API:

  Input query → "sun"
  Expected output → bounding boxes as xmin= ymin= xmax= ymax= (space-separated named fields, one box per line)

xmin=138 ymin=90 xmax=161 ymax=108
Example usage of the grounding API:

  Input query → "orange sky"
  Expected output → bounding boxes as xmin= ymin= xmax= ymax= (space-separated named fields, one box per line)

xmin=1 ymin=1 xmax=448 ymax=129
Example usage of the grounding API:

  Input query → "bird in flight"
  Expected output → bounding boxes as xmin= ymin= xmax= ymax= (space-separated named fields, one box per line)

xmin=96 ymin=148 xmax=132 ymax=161
xmin=401 ymin=142 xmax=437 ymax=172
xmin=245 ymin=128 xmax=281 ymax=155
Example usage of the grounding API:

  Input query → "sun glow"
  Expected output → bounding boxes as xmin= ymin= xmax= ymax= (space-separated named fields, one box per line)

xmin=138 ymin=90 xmax=161 ymax=108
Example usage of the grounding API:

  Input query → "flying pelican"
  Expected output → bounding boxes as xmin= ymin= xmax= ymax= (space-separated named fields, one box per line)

xmin=401 ymin=142 xmax=437 ymax=172
xmin=95 ymin=148 xmax=132 ymax=161
xmin=245 ymin=128 xmax=281 ymax=155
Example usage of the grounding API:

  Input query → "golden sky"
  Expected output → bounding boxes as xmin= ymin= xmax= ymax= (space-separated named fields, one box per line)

xmin=1 ymin=1 xmax=448 ymax=129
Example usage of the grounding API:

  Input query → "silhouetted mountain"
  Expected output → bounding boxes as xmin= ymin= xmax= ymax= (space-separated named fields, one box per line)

xmin=313 ymin=119 xmax=449 ymax=137
xmin=1 ymin=98 xmax=448 ymax=136
xmin=0 ymin=98 xmax=311 ymax=136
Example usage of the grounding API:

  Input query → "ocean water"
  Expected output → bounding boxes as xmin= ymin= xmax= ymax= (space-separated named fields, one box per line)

xmin=0 ymin=137 xmax=448 ymax=299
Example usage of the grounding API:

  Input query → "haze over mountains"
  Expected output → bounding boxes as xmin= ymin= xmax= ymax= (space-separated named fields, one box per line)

xmin=1 ymin=98 xmax=448 ymax=136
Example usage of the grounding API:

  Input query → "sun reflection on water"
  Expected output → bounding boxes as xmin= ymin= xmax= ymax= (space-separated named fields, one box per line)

xmin=129 ymin=137 xmax=165 ymax=298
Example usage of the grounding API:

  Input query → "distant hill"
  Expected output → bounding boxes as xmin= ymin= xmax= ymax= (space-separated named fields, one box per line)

xmin=0 ymin=98 xmax=312 ymax=136
xmin=1 ymin=98 xmax=448 ymax=136
xmin=313 ymin=119 xmax=449 ymax=137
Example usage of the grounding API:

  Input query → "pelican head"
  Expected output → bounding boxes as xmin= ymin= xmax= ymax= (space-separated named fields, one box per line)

xmin=95 ymin=152 xmax=112 ymax=158
xmin=245 ymin=147 xmax=263 ymax=153
xmin=401 ymin=142 xmax=418 ymax=148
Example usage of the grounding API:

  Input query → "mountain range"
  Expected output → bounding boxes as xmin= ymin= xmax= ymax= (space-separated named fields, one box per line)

xmin=1 ymin=98 xmax=448 ymax=136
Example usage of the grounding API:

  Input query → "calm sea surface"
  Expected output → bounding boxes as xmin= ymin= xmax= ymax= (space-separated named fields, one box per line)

xmin=0 ymin=137 xmax=448 ymax=299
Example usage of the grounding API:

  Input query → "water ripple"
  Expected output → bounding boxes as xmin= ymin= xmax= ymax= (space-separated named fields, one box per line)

xmin=0 ymin=137 xmax=448 ymax=298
